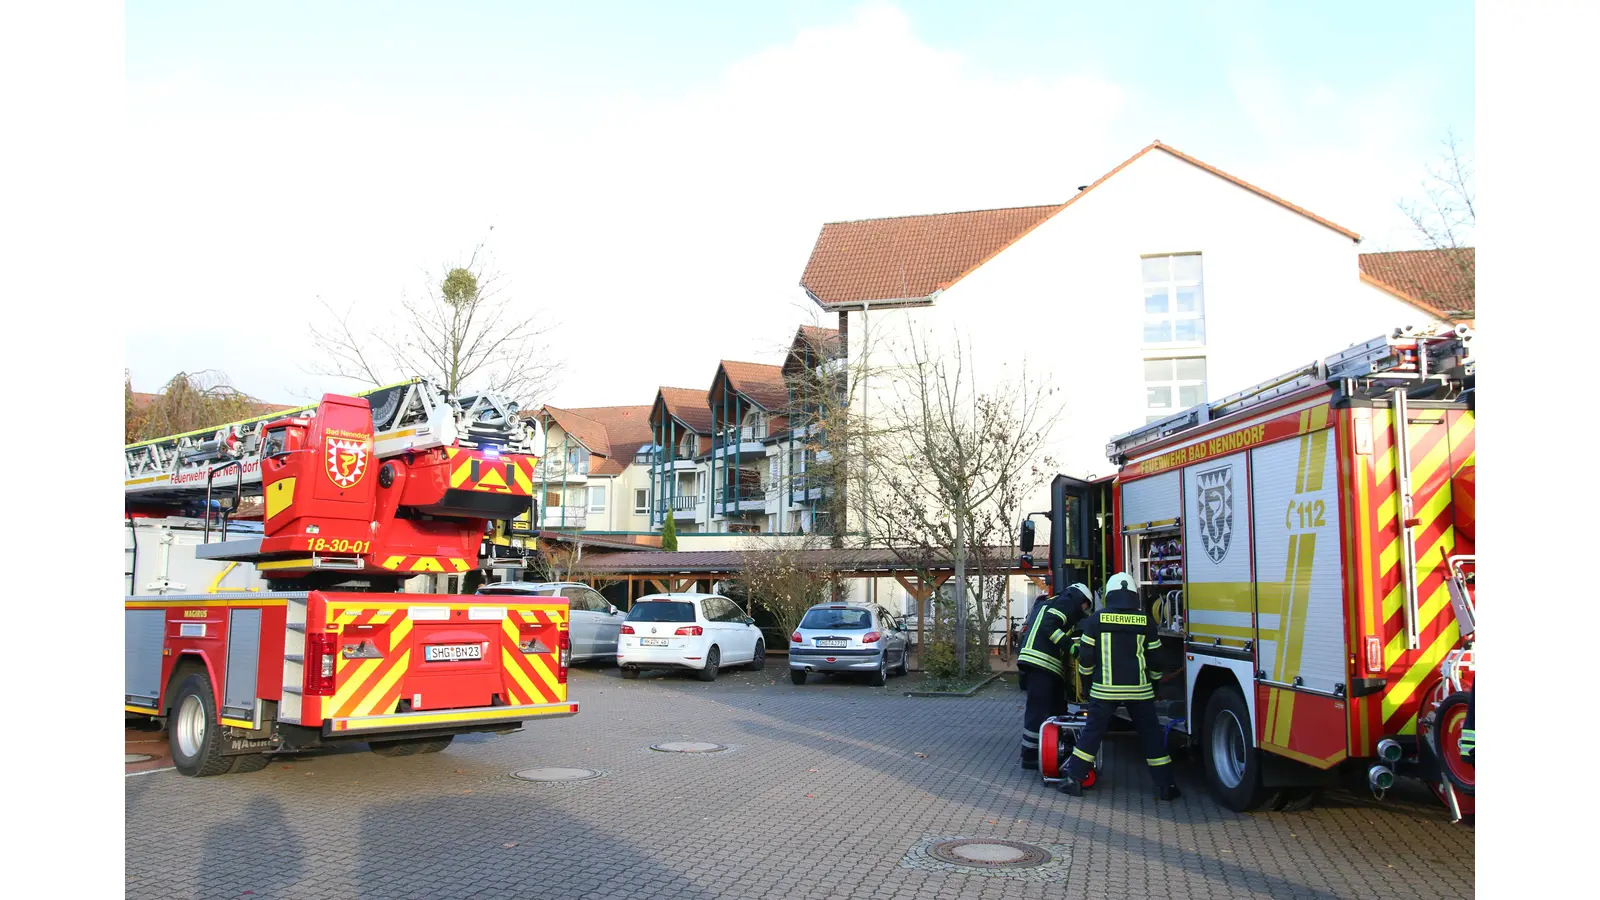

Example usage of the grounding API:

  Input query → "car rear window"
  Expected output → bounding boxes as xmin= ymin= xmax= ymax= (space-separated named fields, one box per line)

xmin=800 ymin=607 xmax=871 ymax=630
xmin=627 ymin=601 xmax=696 ymax=622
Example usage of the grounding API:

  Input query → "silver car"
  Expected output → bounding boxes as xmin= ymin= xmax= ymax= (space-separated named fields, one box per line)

xmin=789 ymin=603 xmax=910 ymax=686
xmin=476 ymin=581 xmax=626 ymax=664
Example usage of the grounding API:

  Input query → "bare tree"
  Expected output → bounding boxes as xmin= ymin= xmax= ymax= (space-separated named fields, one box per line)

xmin=862 ymin=325 xmax=1063 ymax=679
xmin=733 ymin=536 xmax=838 ymax=649
xmin=309 ymin=236 xmax=562 ymax=405
xmin=1394 ymin=130 xmax=1475 ymax=316
xmin=126 ymin=370 xmax=272 ymax=443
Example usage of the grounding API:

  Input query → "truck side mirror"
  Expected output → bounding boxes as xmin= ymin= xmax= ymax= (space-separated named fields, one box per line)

xmin=1019 ymin=520 xmax=1036 ymax=563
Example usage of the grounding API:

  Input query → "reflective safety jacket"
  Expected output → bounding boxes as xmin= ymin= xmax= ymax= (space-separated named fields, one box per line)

xmin=1017 ymin=595 xmax=1076 ymax=678
xmin=1075 ymin=587 xmax=1163 ymax=702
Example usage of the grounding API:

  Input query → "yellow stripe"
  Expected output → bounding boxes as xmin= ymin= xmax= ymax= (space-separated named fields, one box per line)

xmin=256 ymin=558 xmax=318 ymax=570
xmin=450 ymin=461 xmax=472 ymax=489
xmin=332 ymin=702 xmax=574 ymax=731
xmin=352 ymin=650 xmax=411 ymax=717
xmin=1379 ymin=538 xmax=1400 ymax=578
xmin=220 ymin=717 xmax=255 ymax=729
xmin=125 ymin=704 xmax=160 ymax=715
xmin=1072 ymin=747 xmax=1096 ymax=763
xmin=529 ymin=653 xmax=564 ymax=699
xmin=1304 ymin=429 xmax=1329 ymax=491
xmin=125 ymin=599 xmax=288 ymax=608
xmin=1373 ymin=409 xmax=1395 ymax=482
xmin=1406 ymin=427 xmax=1455 ymax=501
xmin=1382 ymin=620 xmax=1461 ymax=720
xmin=1186 ymin=583 xmax=1254 ymax=613
xmin=1273 ymin=689 xmax=1296 ymax=746
xmin=1384 ymin=580 xmax=1451 ymax=669
xmin=410 ymin=557 xmax=445 ymax=573
xmin=1264 ymin=689 xmax=1280 ymax=740
xmin=381 ymin=555 xmax=406 ymax=570
xmin=500 ymin=647 xmax=543 ymax=704
xmin=1295 ymin=423 xmax=1311 ymax=493
xmin=1259 ymin=742 xmax=1348 ymax=769
xmin=1308 ymin=404 xmax=1329 ymax=430
xmin=331 ymin=657 xmax=384 ymax=713
xmin=451 ymin=558 xmax=472 ymax=572
xmin=1187 ymin=623 xmax=1257 ymax=640
xmin=387 ymin=615 xmax=414 ymax=650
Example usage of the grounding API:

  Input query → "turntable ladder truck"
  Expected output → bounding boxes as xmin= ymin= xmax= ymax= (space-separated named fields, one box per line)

xmin=125 ymin=379 xmax=577 ymax=776
xmin=1028 ymin=324 xmax=1476 ymax=818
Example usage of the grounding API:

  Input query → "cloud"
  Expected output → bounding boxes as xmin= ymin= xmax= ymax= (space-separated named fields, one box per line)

xmin=123 ymin=3 xmax=1129 ymax=406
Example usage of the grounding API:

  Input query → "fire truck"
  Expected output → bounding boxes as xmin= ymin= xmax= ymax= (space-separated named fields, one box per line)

xmin=124 ymin=378 xmax=577 ymax=776
xmin=1023 ymin=324 xmax=1475 ymax=821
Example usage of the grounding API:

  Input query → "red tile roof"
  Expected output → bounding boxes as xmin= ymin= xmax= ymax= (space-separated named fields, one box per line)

xmin=538 ymin=405 xmax=654 ymax=476
xmin=784 ymin=325 xmax=844 ymax=377
xmin=716 ymin=360 xmax=789 ymax=412
xmin=655 ymin=387 xmax=714 ymax=434
xmin=1359 ymin=248 xmax=1475 ymax=323
xmin=799 ymin=140 xmax=1362 ymax=308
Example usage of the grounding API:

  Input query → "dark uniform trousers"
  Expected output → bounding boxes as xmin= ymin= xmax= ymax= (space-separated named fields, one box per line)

xmin=1063 ymin=697 xmax=1176 ymax=790
xmin=1020 ymin=665 xmax=1067 ymax=767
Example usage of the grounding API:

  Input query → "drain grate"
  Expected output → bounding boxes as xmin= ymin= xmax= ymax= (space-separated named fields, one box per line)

xmin=649 ymin=741 xmax=727 ymax=753
xmin=901 ymin=835 xmax=1074 ymax=881
xmin=125 ymin=753 xmax=155 ymax=764
xmin=511 ymin=766 xmax=602 ymax=783
xmin=928 ymin=839 xmax=1051 ymax=868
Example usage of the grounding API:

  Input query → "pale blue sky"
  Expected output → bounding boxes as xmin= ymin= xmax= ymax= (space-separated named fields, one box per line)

xmin=124 ymin=0 xmax=1474 ymax=406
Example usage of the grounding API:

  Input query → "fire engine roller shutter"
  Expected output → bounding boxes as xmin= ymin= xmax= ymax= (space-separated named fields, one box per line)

xmin=126 ymin=609 xmax=165 ymax=707
xmin=1122 ymin=470 xmax=1179 ymax=526
xmin=1249 ymin=432 xmax=1344 ymax=693
xmin=1183 ymin=452 xmax=1253 ymax=647
xmin=224 ymin=608 xmax=262 ymax=719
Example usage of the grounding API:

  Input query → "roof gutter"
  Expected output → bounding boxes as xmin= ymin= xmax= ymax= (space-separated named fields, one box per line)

xmin=801 ymin=284 xmax=939 ymax=312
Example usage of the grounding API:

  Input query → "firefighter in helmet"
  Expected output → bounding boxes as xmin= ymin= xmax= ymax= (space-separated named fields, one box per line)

xmin=1058 ymin=573 xmax=1180 ymax=800
xmin=1018 ymin=583 xmax=1091 ymax=770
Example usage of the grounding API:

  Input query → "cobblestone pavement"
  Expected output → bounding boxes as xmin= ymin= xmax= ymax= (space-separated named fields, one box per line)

xmin=126 ymin=665 xmax=1474 ymax=899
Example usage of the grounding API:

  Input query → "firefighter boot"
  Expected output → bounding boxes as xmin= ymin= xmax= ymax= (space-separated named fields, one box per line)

xmin=1021 ymin=748 xmax=1039 ymax=771
xmin=1158 ymin=785 xmax=1182 ymax=801
xmin=1057 ymin=777 xmax=1084 ymax=797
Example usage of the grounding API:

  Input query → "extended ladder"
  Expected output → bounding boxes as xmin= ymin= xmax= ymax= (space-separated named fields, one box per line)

xmin=124 ymin=378 xmax=539 ymax=505
xmin=1107 ymin=323 xmax=1474 ymax=463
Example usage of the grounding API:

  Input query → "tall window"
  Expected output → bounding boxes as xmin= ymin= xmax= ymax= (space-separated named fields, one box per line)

xmin=1142 ymin=254 xmax=1205 ymax=346
xmin=587 ymin=485 xmax=606 ymax=512
xmin=633 ymin=488 xmax=649 ymax=513
xmin=1144 ymin=357 xmax=1207 ymax=423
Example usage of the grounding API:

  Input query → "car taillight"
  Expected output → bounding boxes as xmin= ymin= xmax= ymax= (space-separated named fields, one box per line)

xmin=675 ymin=625 xmax=703 ymax=636
xmin=1365 ymin=635 xmax=1382 ymax=673
xmin=620 ymin=624 xmax=635 ymax=635
xmin=307 ymin=633 xmax=336 ymax=696
xmin=862 ymin=631 xmax=881 ymax=644
xmin=559 ymin=629 xmax=570 ymax=682
xmin=791 ymin=632 xmax=802 ymax=643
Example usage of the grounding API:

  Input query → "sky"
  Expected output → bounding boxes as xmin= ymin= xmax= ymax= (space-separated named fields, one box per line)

xmin=124 ymin=0 xmax=1474 ymax=409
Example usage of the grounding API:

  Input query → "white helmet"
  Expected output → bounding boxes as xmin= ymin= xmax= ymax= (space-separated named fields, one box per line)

xmin=1065 ymin=583 xmax=1092 ymax=603
xmin=1105 ymin=573 xmax=1136 ymax=594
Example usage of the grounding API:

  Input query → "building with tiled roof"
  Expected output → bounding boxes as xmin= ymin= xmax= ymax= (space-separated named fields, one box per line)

xmin=1358 ymin=248 xmax=1475 ymax=325
xmin=797 ymin=138 xmax=1450 ymax=498
xmin=532 ymin=404 xmax=656 ymax=532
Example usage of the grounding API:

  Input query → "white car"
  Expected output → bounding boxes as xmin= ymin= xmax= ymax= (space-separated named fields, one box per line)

xmin=617 ymin=593 xmax=767 ymax=681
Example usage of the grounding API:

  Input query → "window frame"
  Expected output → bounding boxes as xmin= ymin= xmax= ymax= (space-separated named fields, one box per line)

xmin=633 ymin=488 xmax=649 ymax=513
xmin=1142 ymin=355 xmax=1209 ymax=424
xmin=1140 ymin=252 xmax=1206 ymax=349
xmin=587 ymin=485 xmax=607 ymax=513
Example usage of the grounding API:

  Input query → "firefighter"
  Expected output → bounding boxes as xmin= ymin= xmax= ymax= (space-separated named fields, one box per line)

xmin=1017 ymin=583 xmax=1091 ymax=770
xmin=1460 ymin=688 xmax=1475 ymax=765
xmin=1057 ymin=573 xmax=1180 ymax=800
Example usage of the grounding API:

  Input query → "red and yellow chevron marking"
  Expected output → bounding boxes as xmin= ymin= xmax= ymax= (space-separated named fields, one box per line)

xmin=379 ymin=555 xmax=472 ymax=573
xmin=498 ymin=608 xmax=567 ymax=705
xmin=444 ymin=447 xmax=536 ymax=496
xmin=1363 ymin=407 xmax=1475 ymax=737
xmin=328 ymin=609 xmax=416 ymax=719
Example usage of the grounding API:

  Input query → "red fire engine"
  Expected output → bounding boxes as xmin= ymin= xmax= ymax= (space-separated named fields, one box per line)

xmin=124 ymin=379 xmax=576 ymax=776
xmin=1026 ymin=325 xmax=1475 ymax=821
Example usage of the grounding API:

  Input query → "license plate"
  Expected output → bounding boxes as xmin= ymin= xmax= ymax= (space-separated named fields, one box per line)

xmin=641 ymin=638 xmax=669 ymax=647
xmin=424 ymin=643 xmax=484 ymax=662
xmin=816 ymin=638 xmax=848 ymax=648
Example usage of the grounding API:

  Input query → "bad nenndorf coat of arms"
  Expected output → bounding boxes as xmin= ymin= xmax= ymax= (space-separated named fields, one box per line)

xmin=1196 ymin=465 xmax=1233 ymax=564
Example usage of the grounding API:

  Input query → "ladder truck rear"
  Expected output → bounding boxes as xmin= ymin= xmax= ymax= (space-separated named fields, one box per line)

xmin=1023 ymin=324 xmax=1476 ymax=820
xmin=125 ymin=379 xmax=578 ymax=776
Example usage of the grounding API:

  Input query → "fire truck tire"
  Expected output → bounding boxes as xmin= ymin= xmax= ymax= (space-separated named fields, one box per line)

xmin=168 ymin=674 xmax=234 ymax=777
xmin=228 ymin=753 xmax=271 ymax=774
xmin=1274 ymin=787 xmax=1322 ymax=812
xmin=369 ymin=739 xmax=438 ymax=757
xmin=1433 ymin=690 xmax=1475 ymax=797
xmin=1200 ymin=685 xmax=1277 ymax=812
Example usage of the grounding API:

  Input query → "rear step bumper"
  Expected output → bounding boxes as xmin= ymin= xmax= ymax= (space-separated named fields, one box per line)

xmin=322 ymin=699 xmax=578 ymax=736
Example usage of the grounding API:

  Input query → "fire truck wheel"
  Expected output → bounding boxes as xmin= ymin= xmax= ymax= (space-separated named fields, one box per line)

xmin=1433 ymin=691 xmax=1475 ymax=797
xmin=228 ymin=754 xmax=271 ymax=774
xmin=1273 ymin=787 xmax=1322 ymax=812
xmin=168 ymin=674 xmax=234 ymax=777
xmin=369 ymin=740 xmax=422 ymax=757
xmin=1201 ymin=685 xmax=1276 ymax=812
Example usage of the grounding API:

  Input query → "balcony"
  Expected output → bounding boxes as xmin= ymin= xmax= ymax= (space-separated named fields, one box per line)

xmin=535 ymin=459 xmax=589 ymax=481
xmin=538 ymin=507 xmax=587 ymax=529
xmin=789 ymin=479 xmax=827 ymax=505
xmin=650 ymin=456 xmax=699 ymax=474
xmin=714 ymin=485 xmax=767 ymax=514
xmin=671 ymin=494 xmax=702 ymax=521
xmin=711 ymin=424 xmax=768 ymax=458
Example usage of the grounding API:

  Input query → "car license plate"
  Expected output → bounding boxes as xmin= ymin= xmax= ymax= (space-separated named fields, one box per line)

xmin=424 ymin=643 xmax=483 ymax=662
xmin=816 ymin=638 xmax=848 ymax=648
xmin=641 ymin=638 xmax=669 ymax=647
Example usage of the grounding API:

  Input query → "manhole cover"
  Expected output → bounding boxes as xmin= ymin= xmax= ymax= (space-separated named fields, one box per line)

xmin=125 ymin=753 xmax=155 ymax=764
xmin=511 ymin=766 xmax=602 ymax=783
xmin=649 ymin=741 xmax=727 ymax=753
xmin=928 ymin=839 xmax=1051 ymax=868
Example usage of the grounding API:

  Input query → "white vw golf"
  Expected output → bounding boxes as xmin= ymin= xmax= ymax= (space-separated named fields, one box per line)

xmin=616 ymin=593 xmax=766 ymax=681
